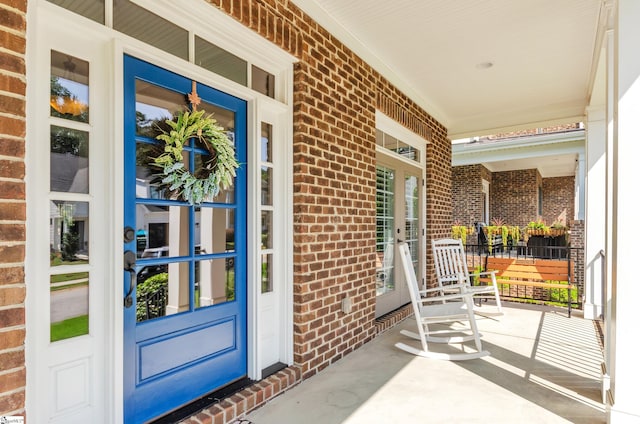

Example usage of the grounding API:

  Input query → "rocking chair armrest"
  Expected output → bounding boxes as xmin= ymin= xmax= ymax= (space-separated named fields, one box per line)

xmin=418 ymin=291 xmax=474 ymax=304
xmin=419 ymin=283 xmax=468 ymax=295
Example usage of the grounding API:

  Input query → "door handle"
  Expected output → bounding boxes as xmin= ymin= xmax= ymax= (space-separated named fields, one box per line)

xmin=123 ymin=250 xmax=137 ymax=308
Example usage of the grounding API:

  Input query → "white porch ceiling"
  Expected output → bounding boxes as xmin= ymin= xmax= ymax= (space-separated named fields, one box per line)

xmin=291 ymin=0 xmax=603 ymax=139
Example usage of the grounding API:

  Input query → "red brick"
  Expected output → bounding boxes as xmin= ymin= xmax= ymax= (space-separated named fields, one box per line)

xmin=0 ymin=245 xmax=24 ymax=263
xmin=0 ymin=203 xmax=25 ymax=221
xmin=0 ymin=328 xmax=24 ymax=350
xmin=0 ymin=224 xmax=24 ymax=242
xmin=0 ymin=138 xmax=24 ymax=158
xmin=0 ymin=267 xmax=23 ymax=285
xmin=0 ymin=368 xmax=25 ymax=392
xmin=0 ymin=95 xmax=24 ymax=116
xmin=210 ymin=405 xmax=225 ymax=424
xmin=0 ymin=390 xmax=24 ymax=415
xmin=0 ymin=181 xmax=24 ymax=200
xmin=0 ymin=74 xmax=25 ymax=96
xmin=0 ymin=52 xmax=24 ymax=79
xmin=0 ymin=29 xmax=25 ymax=55
xmin=0 ymin=349 xmax=24 ymax=371
xmin=0 ymin=116 xmax=25 ymax=138
xmin=0 ymin=9 xmax=24 ymax=32
xmin=0 ymin=0 xmax=27 ymax=12
xmin=0 ymin=287 xmax=24 ymax=306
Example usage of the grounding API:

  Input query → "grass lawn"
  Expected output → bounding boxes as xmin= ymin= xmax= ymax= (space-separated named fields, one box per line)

xmin=50 ymin=281 xmax=88 ymax=291
xmin=51 ymin=315 xmax=88 ymax=342
xmin=51 ymin=271 xmax=89 ymax=284
xmin=50 ymin=256 xmax=88 ymax=267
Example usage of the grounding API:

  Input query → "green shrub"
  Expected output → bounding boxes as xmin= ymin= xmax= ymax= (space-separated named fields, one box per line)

xmin=136 ymin=272 xmax=168 ymax=321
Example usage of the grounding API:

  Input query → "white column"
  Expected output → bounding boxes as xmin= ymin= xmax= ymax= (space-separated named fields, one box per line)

xmin=584 ymin=106 xmax=606 ymax=321
xmin=575 ymin=151 xmax=585 ymax=221
xmin=608 ymin=1 xmax=640 ymax=421
xmin=166 ymin=206 xmax=190 ymax=314
xmin=198 ymin=208 xmax=228 ymax=306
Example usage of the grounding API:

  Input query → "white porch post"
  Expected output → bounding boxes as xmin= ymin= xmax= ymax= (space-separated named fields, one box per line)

xmin=575 ymin=151 xmax=585 ymax=221
xmin=198 ymin=208 xmax=228 ymax=306
xmin=607 ymin=0 xmax=640 ymax=421
xmin=584 ymin=106 xmax=605 ymax=321
xmin=166 ymin=206 xmax=190 ymax=314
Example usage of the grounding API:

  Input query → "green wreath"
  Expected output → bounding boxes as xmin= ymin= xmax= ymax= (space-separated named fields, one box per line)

xmin=153 ymin=109 xmax=239 ymax=205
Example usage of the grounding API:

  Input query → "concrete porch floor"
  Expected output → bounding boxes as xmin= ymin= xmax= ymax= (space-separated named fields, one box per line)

xmin=244 ymin=303 xmax=605 ymax=424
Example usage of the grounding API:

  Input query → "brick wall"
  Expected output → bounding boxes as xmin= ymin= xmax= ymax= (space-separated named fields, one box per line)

xmin=490 ymin=169 xmax=540 ymax=228
xmin=454 ymin=168 xmax=575 ymax=230
xmin=569 ymin=219 xmax=585 ymax=301
xmin=542 ymin=176 xmax=574 ymax=226
xmin=0 ymin=0 xmax=27 ymax=417
xmin=209 ymin=1 xmax=451 ymax=378
xmin=452 ymin=164 xmax=491 ymax=227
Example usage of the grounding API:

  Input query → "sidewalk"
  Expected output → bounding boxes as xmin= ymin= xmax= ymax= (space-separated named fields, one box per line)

xmin=244 ymin=303 xmax=605 ymax=424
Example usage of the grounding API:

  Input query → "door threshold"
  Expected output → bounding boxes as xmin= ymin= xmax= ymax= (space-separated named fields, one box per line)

xmin=149 ymin=365 xmax=303 ymax=424
xmin=151 ymin=377 xmax=253 ymax=424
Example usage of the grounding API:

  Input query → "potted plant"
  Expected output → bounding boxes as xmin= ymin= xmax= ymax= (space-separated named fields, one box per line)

xmin=526 ymin=218 xmax=549 ymax=237
xmin=451 ymin=220 xmax=475 ymax=245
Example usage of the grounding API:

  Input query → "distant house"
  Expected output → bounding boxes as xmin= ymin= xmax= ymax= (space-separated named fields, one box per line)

xmin=452 ymin=125 xmax=585 ymax=230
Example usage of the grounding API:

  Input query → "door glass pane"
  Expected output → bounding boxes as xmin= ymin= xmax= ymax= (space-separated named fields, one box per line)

xmin=376 ymin=129 xmax=419 ymax=163
xmin=261 ymin=122 xmax=272 ymax=162
xmin=260 ymin=122 xmax=274 ymax=293
xmin=50 ymin=271 xmax=89 ymax=342
xmin=135 ymin=144 xmax=193 ymax=201
xmin=51 ymin=51 xmax=89 ymax=122
xmin=252 ymin=65 xmax=275 ymax=98
xmin=261 ymin=122 xmax=273 ymax=205
xmin=195 ymin=36 xmax=247 ymax=86
xmin=193 ymin=152 xmax=236 ymax=204
xmin=195 ymin=207 xmax=235 ymax=255
xmin=114 ymin=0 xmax=188 ymax=60
xmin=261 ymin=167 xmax=273 ymax=205
xmin=51 ymin=125 xmax=89 ymax=193
xmin=261 ymin=211 xmax=272 ymax=249
xmin=198 ymin=101 xmax=237 ymax=202
xmin=376 ymin=166 xmax=395 ymax=296
xmin=405 ymin=175 xmax=420 ymax=275
xmin=135 ymin=142 xmax=167 ymax=199
xmin=50 ymin=201 xmax=89 ymax=266
xmin=261 ymin=254 xmax=273 ymax=293
xmin=136 ymin=261 xmax=189 ymax=322
xmin=195 ymin=258 xmax=235 ymax=309
xmin=135 ymin=205 xmax=189 ymax=257
xmin=135 ymin=80 xmax=185 ymax=139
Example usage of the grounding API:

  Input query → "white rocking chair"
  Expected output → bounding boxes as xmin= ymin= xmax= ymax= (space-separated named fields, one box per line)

xmin=395 ymin=242 xmax=489 ymax=361
xmin=432 ymin=238 xmax=503 ymax=316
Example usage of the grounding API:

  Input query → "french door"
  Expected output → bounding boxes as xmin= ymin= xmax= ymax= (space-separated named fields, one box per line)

xmin=123 ymin=55 xmax=247 ymax=423
xmin=375 ymin=155 xmax=423 ymax=317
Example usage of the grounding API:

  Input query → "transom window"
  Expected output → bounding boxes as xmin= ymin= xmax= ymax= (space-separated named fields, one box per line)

xmin=376 ymin=129 xmax=420 ymax=163
xmin=46 ymin=0 xmax=279 ymax=99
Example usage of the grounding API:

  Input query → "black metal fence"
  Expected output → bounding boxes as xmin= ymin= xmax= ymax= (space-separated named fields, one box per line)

xmin=137 ymin=285 xmax=168 ymax=321
xmin=462 ymin=243 xmax=583 ymax=309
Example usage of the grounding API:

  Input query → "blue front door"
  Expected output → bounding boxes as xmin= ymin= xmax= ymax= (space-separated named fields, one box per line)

xmin=123 ymin=55 xmax=247 ymax=423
